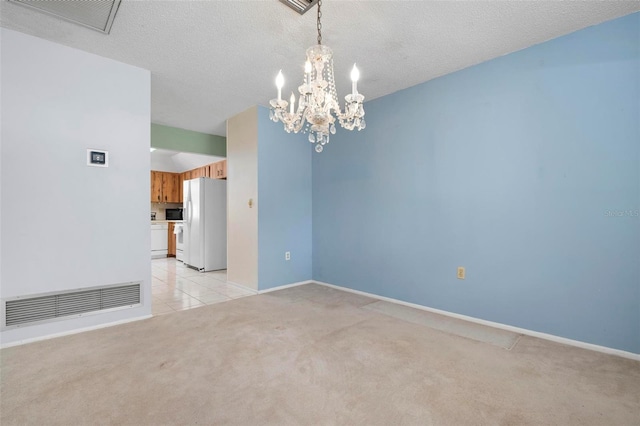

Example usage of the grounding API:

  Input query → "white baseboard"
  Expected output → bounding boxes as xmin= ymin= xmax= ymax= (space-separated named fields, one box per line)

xmin=258 ymin=280 xmax=313 ymax=294
xmin=0 ymin=314 xmax=153 ymax=349
xmin=313 ymin=280 xmax=640 ymax=361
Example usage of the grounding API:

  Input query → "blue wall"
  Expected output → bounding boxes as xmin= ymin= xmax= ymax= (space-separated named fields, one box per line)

xmin=258 ymin=106 xmax=313 ymax=290
xmin=312 ymin=13 xmax=640 ymax=353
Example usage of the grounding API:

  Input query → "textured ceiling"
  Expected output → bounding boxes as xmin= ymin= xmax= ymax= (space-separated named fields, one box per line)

xmin=2 ymin=1 xmax=639 ymax=137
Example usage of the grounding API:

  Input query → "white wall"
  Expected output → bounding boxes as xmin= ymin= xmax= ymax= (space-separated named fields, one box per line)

xmin=226 ymin=106 xmax=258 ymax=290
xmin=0 ymin=29 xmax=151 ymax=345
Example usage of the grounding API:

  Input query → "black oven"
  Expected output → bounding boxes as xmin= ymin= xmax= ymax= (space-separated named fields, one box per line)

xmin=166 ymin=208 xmax=183 ymax=221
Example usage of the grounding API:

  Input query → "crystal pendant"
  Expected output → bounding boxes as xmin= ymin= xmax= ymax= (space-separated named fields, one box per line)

xmin=315 ymin=144 xmax=323 ymax=153
xmin=361 ymin=119 xmax=366 ymax=129
xmin=308 ymin=133 xmax=315 ymax=143
xmin=330 ymin=124 xmax=336 ymax=134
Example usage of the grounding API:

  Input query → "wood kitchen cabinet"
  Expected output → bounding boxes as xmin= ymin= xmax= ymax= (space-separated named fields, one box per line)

xmin=167 ymin=223 xmax=176 ymax=257
xmin=193 ymin=167 xmax=206 ymax=178
xmin=151 ymin=171 xmax=163 ymax=203
xmin=150 ymin=171 xmax=181 ymax=203
xmin=182 ymin=160 xmax=226 ymax=181
xmin=164 ymin=173 xmax=180 ymax=203
xmin=213 ymin=160 xmax=227 ymax=179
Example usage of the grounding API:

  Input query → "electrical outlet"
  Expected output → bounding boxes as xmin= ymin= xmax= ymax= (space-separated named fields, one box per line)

xmin=457 ymin=267 xmax=465 ymax=280
xmin=285 ymin=251 xmax=291 ymax=261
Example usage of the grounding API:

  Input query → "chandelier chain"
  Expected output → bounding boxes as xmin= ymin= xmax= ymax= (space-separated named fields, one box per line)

xmin=317 ymin=0 xmax=322 ymax=45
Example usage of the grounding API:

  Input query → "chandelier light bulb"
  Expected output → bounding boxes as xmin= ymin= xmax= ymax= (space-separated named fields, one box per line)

xmin=351 ymin=64 xmax=359 ymax=95
xmin=305 ymin=60 xmax=312 ymax=85
xmin=350 ymin=64 xmax=360 ymax=82
xmin=275 ymin=70 xmax=284 ymax=100
xmin=290 ymin=92 xmax=295 ymax=114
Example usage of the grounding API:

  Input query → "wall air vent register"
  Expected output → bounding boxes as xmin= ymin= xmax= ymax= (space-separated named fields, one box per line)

xmin=2 ymin=282 xmax=141 ymax=329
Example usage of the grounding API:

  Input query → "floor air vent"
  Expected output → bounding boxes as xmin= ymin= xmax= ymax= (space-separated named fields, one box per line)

xmin=3 ymin=283 xmax=141 ymax=328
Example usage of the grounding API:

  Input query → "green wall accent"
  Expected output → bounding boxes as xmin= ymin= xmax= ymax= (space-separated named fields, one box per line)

xmin=151 ymin=123 xmax=226 ymax=156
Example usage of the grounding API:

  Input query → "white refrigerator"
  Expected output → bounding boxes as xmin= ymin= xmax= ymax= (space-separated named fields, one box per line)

xmin=183 ymin=177 xmax=227 ymax=272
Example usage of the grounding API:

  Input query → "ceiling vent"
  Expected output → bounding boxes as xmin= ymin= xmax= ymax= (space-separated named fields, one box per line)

xmin=8 ymin=0 xmax=122 ymax=34
xmin=279 ymin=0 xmax=319 ymax=15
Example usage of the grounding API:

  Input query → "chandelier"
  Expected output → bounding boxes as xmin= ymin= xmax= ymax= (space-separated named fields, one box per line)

xmin=269 ymin=0 xmax=366 ymax=153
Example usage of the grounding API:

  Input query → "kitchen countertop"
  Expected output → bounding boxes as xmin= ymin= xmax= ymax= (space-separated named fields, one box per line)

xmin=151 ymin=220 xmax=184 ymax=224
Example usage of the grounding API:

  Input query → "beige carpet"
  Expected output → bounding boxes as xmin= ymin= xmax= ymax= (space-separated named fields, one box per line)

xmin=1 ymin=283 xmax=638 ymax=425
xmin=362 ymin=300 xmax=522 ymax=350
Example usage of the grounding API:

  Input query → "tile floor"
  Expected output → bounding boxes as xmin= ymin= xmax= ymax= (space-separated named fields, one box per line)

xmin=151 ymin=258 xmax=255 ymax=316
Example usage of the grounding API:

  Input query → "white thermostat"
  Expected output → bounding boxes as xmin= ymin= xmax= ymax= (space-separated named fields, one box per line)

xmin=87 ymin=149 xmax=108 ymax=167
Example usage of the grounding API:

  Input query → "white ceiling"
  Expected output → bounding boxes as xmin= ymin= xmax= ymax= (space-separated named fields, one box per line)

xmin=151 ymin=149 xmax=223 ymax=173
xmin=1 ymin=1 xmax=638 ymax=137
